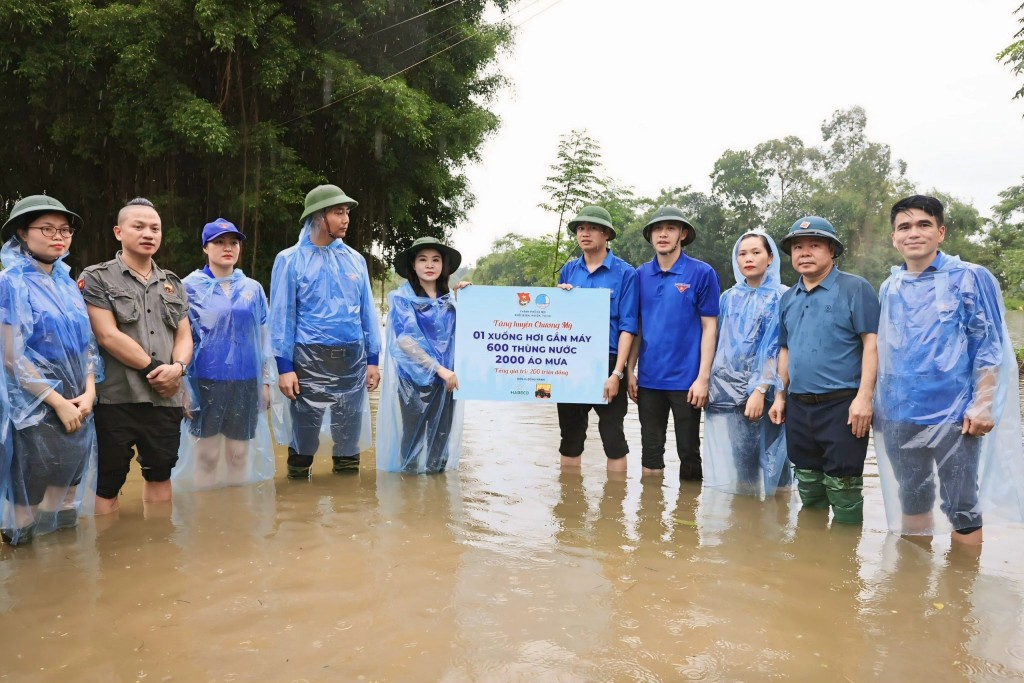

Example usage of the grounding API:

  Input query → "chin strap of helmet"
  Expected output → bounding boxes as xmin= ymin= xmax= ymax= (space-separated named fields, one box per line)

xmin=20 ymin=243 xmax=59 ymax=265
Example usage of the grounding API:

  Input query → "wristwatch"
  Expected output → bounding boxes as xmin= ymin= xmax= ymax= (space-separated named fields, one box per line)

xmin=176 ymin=361 xmax=188 ymax=377
xmin=755 ymin=385 xmax=768 ymax=394
xmin=612 ymin=369 xmax=625 ymax=380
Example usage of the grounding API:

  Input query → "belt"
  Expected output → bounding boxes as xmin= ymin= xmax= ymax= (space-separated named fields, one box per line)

xmin=789 ymin=389 xmax=858 ymax=405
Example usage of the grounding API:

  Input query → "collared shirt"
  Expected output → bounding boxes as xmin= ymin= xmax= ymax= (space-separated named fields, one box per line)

xmin=81 ymin=252 xmax=189 ymax=406
xmin=877 ymin=252 xmax=1004 ymax=424
xmin=635 ymin=251 xmax=721 ymax=390
xmin=558 ymin=248 xmax=639 ymax=355
xmin=269 ymin=236 xmax=382 ymax=374
xmin=778 ymin=267 xmax=879 ymax=395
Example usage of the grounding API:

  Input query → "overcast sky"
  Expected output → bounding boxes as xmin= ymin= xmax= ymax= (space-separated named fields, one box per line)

xmin=451 ymin=0 xmax=1024 ymax=264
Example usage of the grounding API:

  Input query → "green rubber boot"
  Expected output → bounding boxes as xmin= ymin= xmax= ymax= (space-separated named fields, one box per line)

xmin=824 ymin=474 xmax=864 ymax=525
xmin=287 ymin=465 xmax=312 ymax=480
xmin=332 ymin=456 xmax=360 ymax=474
xmin=794 ymin=468 xmax=829 ymax=509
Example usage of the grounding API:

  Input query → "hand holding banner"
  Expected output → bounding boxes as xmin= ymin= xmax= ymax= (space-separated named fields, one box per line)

xmin=454 ymin=285 xmax=610 ymax=403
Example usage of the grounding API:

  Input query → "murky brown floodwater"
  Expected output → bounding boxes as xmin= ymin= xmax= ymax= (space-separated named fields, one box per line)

xmin=2 ymin=395 xmax=1024 ymax=682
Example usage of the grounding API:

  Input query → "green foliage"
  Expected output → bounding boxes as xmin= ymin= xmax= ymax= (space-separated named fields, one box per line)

xmin=0 ymin=0 xmax=515 ymax=285
xmin=474 ymin=232 xmax=576 ymax=287
xmin=483 ymin=107 xmax=1016 ymax=300
xmin=539 ymin=129 xmax=608 ymax=283
xmin=998 ymin=2 xmax=1024 ymax=105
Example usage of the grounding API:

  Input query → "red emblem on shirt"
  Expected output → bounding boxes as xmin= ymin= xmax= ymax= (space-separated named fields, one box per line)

xmin=675 ymin=283 xmax=690 ymax=293
xmin=517 ymin=292 xmax=531 ymax=306
xmin=77 ymin=278 xmax=85 ymax=291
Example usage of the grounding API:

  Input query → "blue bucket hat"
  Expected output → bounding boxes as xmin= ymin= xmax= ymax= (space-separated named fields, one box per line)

xmin=779 ymin=216 xmax=844 ymax=257
xmin=202 ymin=218 xmax=246 ymax=245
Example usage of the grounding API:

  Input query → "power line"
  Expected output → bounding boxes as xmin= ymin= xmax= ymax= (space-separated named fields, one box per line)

xmin=315 ymin=0 xmax=464 ymax=48
xmin=284 ymin=0 xmax=567 ymax=126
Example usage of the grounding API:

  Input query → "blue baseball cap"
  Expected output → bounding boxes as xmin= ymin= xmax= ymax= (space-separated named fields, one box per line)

xmin=779 ymin=216 xmax=844 ymax=257
xmin=201 ymin=218 xmax=246 ymax=245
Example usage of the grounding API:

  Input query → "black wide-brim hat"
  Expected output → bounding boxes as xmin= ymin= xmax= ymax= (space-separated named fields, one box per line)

xmin=395 ymin=236 xmax=463 ymax=279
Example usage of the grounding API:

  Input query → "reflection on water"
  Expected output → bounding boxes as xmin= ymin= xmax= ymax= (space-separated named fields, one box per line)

xmin=2 ymin=400 xmax=1024 ymax=682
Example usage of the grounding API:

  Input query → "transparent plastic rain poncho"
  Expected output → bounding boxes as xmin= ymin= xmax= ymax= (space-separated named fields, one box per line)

xmin=172 ymin=268 xmax=275 ymax=491
xmin=874 ymin=253 xmax=1024 ymax=534
xmin=376 ymin=283 xmax=464 ymax=473
xmin=0 ymin=238 xmax=102 ymax=543
xmin=268 ymin=217 xmax=381 ymax=459
xmin=704 ymin=231 xmax=792 ymax=497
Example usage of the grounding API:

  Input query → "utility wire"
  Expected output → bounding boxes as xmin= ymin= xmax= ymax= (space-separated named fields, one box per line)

xmin=285 ymin=0 xmax=567 ymax=126
xmin=315 ymin=0 xmax=464 ymax=48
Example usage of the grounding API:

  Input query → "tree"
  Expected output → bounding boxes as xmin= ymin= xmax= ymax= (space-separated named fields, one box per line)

xmin=0 ymin=0 xmax=517 ymax=284
xmin=980 ymin=178 xmax=1024 ymax=292
xmin=539 ymin=129 xmax=608 ymax=284
xmin=710 ymin=149 xmax=766 ymax=233
xmin=998 ymin=2 xmax=1024 ymax=107
xmin=473 ymin=232 xmax=563 ymax=286
xmin=807 ymin=107 xmax=913 ymax=286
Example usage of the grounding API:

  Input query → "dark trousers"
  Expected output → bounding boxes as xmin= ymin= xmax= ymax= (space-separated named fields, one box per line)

xmin=786 ymin=394 xmax=867 ymax=477
xmin=880 ymin=420 xmax=982 ymax=529
xmin=398 ymin=379 xmax=456 ymax=473
xmin=637 ymin=387 xmax=701 ymax=477
xmin=288 ymin=343 xmax=365 ymax=467
xmin=556 ymin=355 xmax=628 ymax=460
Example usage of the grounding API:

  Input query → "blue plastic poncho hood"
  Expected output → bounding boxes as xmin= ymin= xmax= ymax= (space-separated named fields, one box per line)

xmin=704 ymin=231 xmax=791 ymax=497
xmin=376 ymin=283 xmax=463 ymax=474
xmin=709 ymin=231 xmax=787 ymax=408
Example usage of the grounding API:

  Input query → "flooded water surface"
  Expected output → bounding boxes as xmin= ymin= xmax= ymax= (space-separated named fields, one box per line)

xmin=2 ymin=398 xmax=1024 ymax=682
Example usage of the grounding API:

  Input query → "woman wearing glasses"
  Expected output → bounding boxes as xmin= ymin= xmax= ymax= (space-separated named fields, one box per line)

xmin=0 ymin=195 xmax=102 ymax=546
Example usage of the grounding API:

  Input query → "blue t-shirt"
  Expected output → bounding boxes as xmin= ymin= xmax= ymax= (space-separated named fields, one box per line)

xmin=635 ymin=252 xmax=721 ymax=391
xmin=558 ymin=249 xmax=638 ymax=355
xmin=876 ymin=252 xmax=1004 ymax=424
xmin=778 ymin=267 xmax=880 ymax=395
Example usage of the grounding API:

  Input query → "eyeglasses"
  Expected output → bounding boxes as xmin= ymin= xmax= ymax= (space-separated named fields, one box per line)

xmin=27 ymin=224 xmax=76 ymax=238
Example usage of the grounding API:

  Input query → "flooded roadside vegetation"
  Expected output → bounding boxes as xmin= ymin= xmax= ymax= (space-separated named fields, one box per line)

xmin=2 ymin=398 xmax=1023 ymax=682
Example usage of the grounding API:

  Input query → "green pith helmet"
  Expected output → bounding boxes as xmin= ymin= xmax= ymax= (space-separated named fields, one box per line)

xmin=566 ymin=205 xmax=616 ymax=240
xmin=299 ymin=184 xmax=359 ymax=221
xmin=1 ymin=195 xmax=83 ymax=242
xmin=779 ymin=216 xmax=844 ymax=257
xmin=642 ymin=206 xmax=696 ymax=246
xmin=395 ymin=236 xmax=463 ymax=279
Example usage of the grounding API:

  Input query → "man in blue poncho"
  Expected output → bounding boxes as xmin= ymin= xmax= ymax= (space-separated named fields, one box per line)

xmin=769 ymin=216 xmax=879 ymax=525
xmin=270 ymin=185 xmax=382 ymax=479
xmin=875 ymin=195 xmax=1024 ymax=546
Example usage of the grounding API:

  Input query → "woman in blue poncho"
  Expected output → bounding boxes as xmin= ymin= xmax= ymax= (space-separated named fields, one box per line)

xmin=0 ymin=195 xmax=103 ymax=546
xmin=704 ymin=230 xmax=791 ymax=497
xmin=172 ymin=219 xmax=274 ymax=490
xmin=376 ymin=237 xmax=469 ymax=474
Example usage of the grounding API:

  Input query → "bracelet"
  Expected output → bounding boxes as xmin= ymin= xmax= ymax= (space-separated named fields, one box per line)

xmin=138 ymin=359 xmax=163 ymax=380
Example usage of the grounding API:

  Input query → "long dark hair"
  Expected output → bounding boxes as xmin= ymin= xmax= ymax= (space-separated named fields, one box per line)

xmin=406 ymin=248 xmax=451 ymax=298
